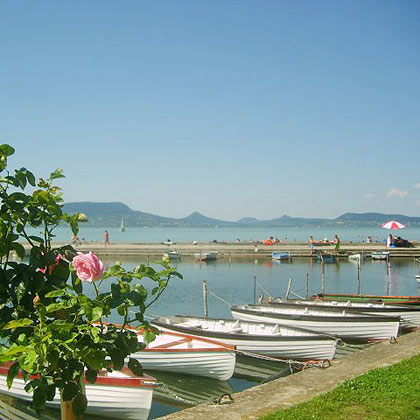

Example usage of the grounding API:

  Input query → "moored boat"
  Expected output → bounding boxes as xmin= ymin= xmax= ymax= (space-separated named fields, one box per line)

xmin=230 ymin=305 xmax=400 ymax=342
xmin=271 ymin=251 xmax=292 ymax=261
xmin=0 ymin=364 xmax=156 ymax=420
xmin=261 ymin=299 xmax=420 ymax=327
xmin=194 ymin=251 xmax=218 ymax=261
xmin=315 ymin=253 xmax=336 ymax=263
xmin=348 ymin=253 xmax=365 ymax=261
xmin=312 ymin=293 xmax=420 ymax=306
xmin=371 ymin=251 xmax=390 ymax=260
xmin=163 ymin=250 xmax=182 ymax=260
xmin=134 ymin=329 xmax=236 ymax=380
xmin=152 ymin=315 xmax=338 ymax=361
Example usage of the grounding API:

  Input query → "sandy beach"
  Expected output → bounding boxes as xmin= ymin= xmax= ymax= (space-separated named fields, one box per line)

xmin=37 ymin=241 xmax=420 ymax=259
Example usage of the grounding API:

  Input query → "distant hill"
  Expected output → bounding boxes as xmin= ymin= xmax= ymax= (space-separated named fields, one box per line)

xmin=333 ymin=213 xmax=420 ymax=226
xmin=62 ymin=202 xmax=420 ymax=227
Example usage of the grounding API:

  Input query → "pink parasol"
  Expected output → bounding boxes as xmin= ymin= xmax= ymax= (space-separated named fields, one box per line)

xmin=381 ymin=220 xmax=406 ymax=230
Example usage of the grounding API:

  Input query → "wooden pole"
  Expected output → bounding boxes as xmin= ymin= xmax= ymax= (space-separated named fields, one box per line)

xmin=285 ymin=278 xmax=292 ymax=299
xmin=306 ymin=273 xmax=309 ymax=299
xmin=321 ymin=261 xmax=326 ymax=294
xmin=202 ymin=280 xmax=208 ymax=317
xmin=253 ymin=275 xmax=257 ymax=304
xmin=357 ymin=258 xmax=361 ymax=295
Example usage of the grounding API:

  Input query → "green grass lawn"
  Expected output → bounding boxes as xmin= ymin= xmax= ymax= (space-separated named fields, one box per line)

xmin=261 ymin=354 xmax=420 ymax=420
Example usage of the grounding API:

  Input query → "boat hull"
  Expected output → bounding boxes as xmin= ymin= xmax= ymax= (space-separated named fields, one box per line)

xmin=230 ymin=306 xmax=400 ymax=341
xmin=262 ymin=300 xmax=420 ymax=327
xmin=134 ymin=350 xmax=235 ymax=381
xmin=152 ymin=317 xmax=337 ymax=361
xmin=0 ymin=368 xmax=155 ymax=420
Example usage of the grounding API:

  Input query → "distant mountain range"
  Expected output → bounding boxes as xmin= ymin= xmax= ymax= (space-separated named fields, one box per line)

xmin=62 ymin=202 xmax=420 ymax=228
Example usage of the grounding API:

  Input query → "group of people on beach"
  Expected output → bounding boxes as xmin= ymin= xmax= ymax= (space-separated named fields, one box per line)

xmin=308 ymin=235 xmax=340 ymax=254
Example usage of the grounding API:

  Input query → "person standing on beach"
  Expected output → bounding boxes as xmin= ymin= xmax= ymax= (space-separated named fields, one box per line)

xmin=104 ymin=230 xmax=110 ymax=247
xmin=333 ymin=235 xmax=340 ymax=254
xmin=308 ymin=236 xmax=315 ymax=255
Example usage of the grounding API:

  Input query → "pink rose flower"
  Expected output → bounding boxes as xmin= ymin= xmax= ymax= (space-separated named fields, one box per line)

xmin=73 ymin=252 xmax=104 ymax=283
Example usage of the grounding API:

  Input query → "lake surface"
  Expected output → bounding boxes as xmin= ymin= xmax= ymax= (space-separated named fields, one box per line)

xmin=2 ymin=256 xmax=420 ymax=419
xmin=31 ymin=225 xmax=420 ymax=244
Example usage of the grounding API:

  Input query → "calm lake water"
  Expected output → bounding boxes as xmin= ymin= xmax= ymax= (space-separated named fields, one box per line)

xmin=32 ymin=225 xmax=420 ymax=244
xmin=2 ymin=256 xmax=420 ymax=419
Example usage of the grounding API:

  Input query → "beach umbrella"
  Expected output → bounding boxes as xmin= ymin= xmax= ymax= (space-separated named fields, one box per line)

xmin=381 ymin=220 xmax=406 ymax=230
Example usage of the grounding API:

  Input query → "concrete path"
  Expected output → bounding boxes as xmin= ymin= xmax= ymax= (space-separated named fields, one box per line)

xmin=159 ymin=330 xmax=420 ymax=420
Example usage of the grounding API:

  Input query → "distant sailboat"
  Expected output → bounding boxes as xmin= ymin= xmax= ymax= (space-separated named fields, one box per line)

xmin=120 ymin=217 xmax=125 ymax=232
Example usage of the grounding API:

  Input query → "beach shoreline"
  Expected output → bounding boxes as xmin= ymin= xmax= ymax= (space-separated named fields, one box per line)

xmin=22 ymin=241 xmax=420 ymax=258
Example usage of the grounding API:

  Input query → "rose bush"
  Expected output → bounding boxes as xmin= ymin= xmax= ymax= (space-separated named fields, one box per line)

xmin=0 ymin=144 xmax=182 ymax=416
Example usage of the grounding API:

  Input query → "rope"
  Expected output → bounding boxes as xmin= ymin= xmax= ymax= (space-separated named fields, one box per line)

xmin=156 ymin=382 xmax=234 ymax=406
xmin=255 ymin=279 xmax=273 ymax=297
xmin=231 ymin=348 xmax=330 ymax=369
xmin=207 ymin=290 xmax=232 ymax=308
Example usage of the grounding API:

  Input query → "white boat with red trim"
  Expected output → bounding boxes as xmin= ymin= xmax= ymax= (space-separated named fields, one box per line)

xmin=0 ymin=364 xmax=156 ymax=420
xmin=152 ymin=315 xmax=338 ymax=361
xmin=133 ymin=329 xmax=236 ymax=380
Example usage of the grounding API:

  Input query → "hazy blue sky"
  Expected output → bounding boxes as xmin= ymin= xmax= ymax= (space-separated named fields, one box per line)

xmin=1 ymin=0 xmax=420 ymax=221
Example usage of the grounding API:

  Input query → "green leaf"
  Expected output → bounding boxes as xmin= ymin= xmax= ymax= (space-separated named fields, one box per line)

xmin=26 ymin=170 xmax=36 ymax=186
xmin=19 ymin=350 xmax=37 ymax=373
xmin=46 ymin=384 xmax=56 ymax=401
xmin=73 ymin=393 xmax=88 ymax=416
xmin=117 ymin=304 xmax=127 ymax=317
xmin=109 ymin=348 xmax=124 ymax=370
xmin=84 ymin=350 xmax=105 ymax=371
xmin=6 ymin=361 xmax=19 ymax=389
xmin=0 ymin=144 xmax=15 ymax=156
xmin=28 ymin=235 xmax=44 ymax=244
xmin=45 ymin=289 xmax=65 ymax=298
xmin=128 ymin=358 xmax=143 ymax=376
xmin=62 ymin=382 xmax=79 ymax=401
xmin=91 ymin=306 xmax=103 ymax=322
xmin=142 ymin=330 xmax=156 ymax=344
xmin=85 ymin=369 xmax=97 ymax=384
xmin=2 ymin=318 xmax=33 ymax=330
xmin=49 ymin=168 xmax=65 ymax=180
xmin=11 ymin=242 xmax=25 ymax=259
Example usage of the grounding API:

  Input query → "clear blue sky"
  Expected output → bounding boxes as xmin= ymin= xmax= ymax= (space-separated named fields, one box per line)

xmin=1 ymin=0 xmax=420 ymax=221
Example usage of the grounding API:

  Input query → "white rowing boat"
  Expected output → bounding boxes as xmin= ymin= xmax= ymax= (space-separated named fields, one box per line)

xmin=163 ymin=250 xmax=182 ymax=259
xmin=194 ymin=251 xmax=218 ymax=261
xmin=263 ymin=299 xmax=420 ymax=327
xmin=0 ymin=364 xmax=156 ymax=420
xmin=152 ymin=315 xmax=338 ymax=361
xmin=231 ymin=305 xmax=400 ymax=342
xmin=133 ymin=329 xmax=236 ymax=380
xmin=371 ymin=251 xmax=390 ymax=260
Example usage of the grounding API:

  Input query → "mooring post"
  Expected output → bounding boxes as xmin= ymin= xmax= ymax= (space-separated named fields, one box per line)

xmin=202 ymin=280 xmax=208 ymax=317
xmin=253 ymin=275 xmax=257 ymax=304
xmin=306 ymin=273 xmax=309 ymax=299
xmin=321 ymin=262 xmax=326 ymax=294
xmin=285 ymin=278 xmax=292 ymax=299
xmin=357 ymin=258 xmax=361 ymax=295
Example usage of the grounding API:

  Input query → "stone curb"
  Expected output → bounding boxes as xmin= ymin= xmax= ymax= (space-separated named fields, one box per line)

xmin=159 ymin=330 xmax=420 ymax=419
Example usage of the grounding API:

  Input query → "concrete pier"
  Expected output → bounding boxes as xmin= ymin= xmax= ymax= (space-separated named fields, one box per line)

xmin=159 ymin=330 xmax=420 ymax=420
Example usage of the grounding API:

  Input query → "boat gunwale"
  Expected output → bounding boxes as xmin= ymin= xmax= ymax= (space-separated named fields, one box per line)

xmin=231 ymin=306 xmax=401 ymax=323
xmin=264 ymin=300 xmax=420 ymax=313
xmin=152 ymin=317 xmax=338 ymax=342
